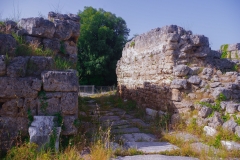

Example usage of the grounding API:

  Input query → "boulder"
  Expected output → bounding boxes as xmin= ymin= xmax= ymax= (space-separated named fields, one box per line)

xmin=221 ymin=141 xmax=240 ymax=150
xmin=0 ymin=34 xmax=17 ymax=56
xmin=210 ymin=82 xmax=221 ymax=88
xmin=190 ymin=35 xmax=209 ymax=47
xmin=0 ymin=77 xmax=40 ymax=98
xmin=222 ymin=119 xmax=238 ymax=132
xmin=170 ymin=79 xmax=187 ymax=89
xmin=202 ymin=68 xmax=213 ymax=76
xmin=41 ymin=70 xmax=78 ymax=92
xmin=187 ymin=76 xmax=201 ymax=85
xmin=212 ymin=87 xmax=231 ymax=100
xmin=18 ymin=17 xmax=55 ymax=38
xmin=227 ymin=43 xmax=240 ymax=52
xmin=208 ymin=112 xmax=223 ymax=129
xmin=173 ymin=65 xmax=190 ymax=77
xmin=198 ymin=106 xmax=212 ymax=118
xmin=0 ymin=55 xmax=6 ymax=76
xmin=7 ymin=56 xmax=29 ymax=77
xmin=225 ymin=103 xmax=239 ymax=114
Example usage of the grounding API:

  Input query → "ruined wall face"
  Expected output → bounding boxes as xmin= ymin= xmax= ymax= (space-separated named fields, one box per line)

xmin=117 ymin=25 xmax=239 ymax=114
xmin=0 ymin=12 xmax=80 ymax=150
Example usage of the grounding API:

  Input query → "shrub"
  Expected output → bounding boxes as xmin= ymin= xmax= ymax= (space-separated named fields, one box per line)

xmin=220 ymin=44 xmax=229 ymax=59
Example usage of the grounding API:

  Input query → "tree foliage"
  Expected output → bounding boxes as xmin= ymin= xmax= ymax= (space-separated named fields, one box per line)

xmin=77 ymin=7 xmax=130 ymax=85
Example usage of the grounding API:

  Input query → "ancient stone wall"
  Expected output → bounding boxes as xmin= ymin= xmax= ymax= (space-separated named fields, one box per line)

xmin=0 ymin=12 xmax=80 ymax=150
xmin=117 ymin=25 xmax=240 ymax=115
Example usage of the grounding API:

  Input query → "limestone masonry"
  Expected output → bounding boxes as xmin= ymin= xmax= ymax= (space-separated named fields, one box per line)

xmin=0 ymin=12 xmax=80 ymax=150
xmin=117 ymin=25 xmax=240 ymax=136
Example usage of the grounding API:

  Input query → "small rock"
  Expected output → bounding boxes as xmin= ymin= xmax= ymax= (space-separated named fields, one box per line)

xmin=198 ymin=106 xmax=212 ymax=118
xmin=203 ymin=126 xmax=217 ymax=136
xmin=222 ymin=119 xmax=238 ymax=132
xmin=208 ymin=112 xmax=223 ymax=129
xmin=188 ymin=76 xmax=201 ymax=85
xmin=171 ymin=113 xmax=181 ymax=125
xmin=146 ymin=108 xmax=158 ymax=117
xmin=202 ymin=68 xmax=213 ymax=76
xmin=225 ymin=103 xmax=238 ymax=114
xmin=221 ymin=140 xmax=240 ymax=150
xmin=173 ymin=65 xmax=190 ymax=77
xmin=170 ymin=79 xmax=187 ymax=89
xmin=210 ymin=82 xmax=221 ymax=88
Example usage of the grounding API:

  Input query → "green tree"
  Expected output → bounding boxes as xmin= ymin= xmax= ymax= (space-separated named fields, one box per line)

xmin=77 ymin=7 xmax=130 ymax=85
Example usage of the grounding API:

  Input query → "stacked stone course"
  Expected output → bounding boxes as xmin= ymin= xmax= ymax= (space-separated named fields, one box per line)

xmin=0 ymin=12 xmax=80 ymax=150
xmin=117 ymin=25 xmax=240 ymax=117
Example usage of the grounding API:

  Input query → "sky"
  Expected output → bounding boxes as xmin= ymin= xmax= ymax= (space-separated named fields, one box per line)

xmin=0 ymin=0 xmax=239 ymax=50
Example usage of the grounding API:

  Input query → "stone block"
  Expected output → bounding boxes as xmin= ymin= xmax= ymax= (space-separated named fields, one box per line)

xmin=173 ymin=65 xmax=190 ymax=77
xmin=203 ymin=126 xmax=217 ymax=136
xmin=227 ymin=43 xmax=240 ymax=52
xmin=0 ymin=77 xmax=39 ymax=98
xmin=198 ymin=106 xmax=212 ymax=118
xmin=18 ymin=17 xmax=55 ymax=38
xmin=222 ymin=119 xmax=238 ymax=132
xmin=61 ymin=92 xmax=78 ymax=115
xmin=170 ymin=79 xmax=187 ymax=89
xmin=42 ymin=38 xmax=60 ymax=53
xmin=171 ymin=89 xmax=181 ymax=102
xmin=187 ymin=76 xmax=201 ymax=85
xmin=27 ymin=56 xmax=54 ymax=76
xmin=62 ymin=115 xmax=77 ymax=135
xmin=0 ymin=99 xmax=24 ymax=116
xmin=41 ymin=70 xmax=78 ymax=92
xmin=7 ymin=56 xmax=29 ymax=77
xmin=0 ymin=34 xmax=17 ymax=56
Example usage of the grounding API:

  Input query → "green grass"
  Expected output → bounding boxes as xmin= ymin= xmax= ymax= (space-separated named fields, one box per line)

xmin=220 ymin=44 xmax=229 ymax=59
xmin=54 ymin=56 xmax=75 ymax=70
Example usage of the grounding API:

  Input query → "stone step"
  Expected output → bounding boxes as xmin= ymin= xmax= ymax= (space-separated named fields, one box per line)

xmin=99 ymin=116 xmax=121 ymax=122
xmin=111 ymin=127 xmax=140 ymax=134
xmin=113 ymin=155 xmax=198 ymax=160
xmin=124 ymin=142 xmax=179 ymax=153
xmin=116 ymin=133 xmax=157 ymax=142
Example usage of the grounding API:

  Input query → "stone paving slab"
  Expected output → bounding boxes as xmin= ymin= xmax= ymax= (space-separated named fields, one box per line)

xmin=124 ymin=142 xmax=179 ymax=153
xmin=111 ymin=127 xmax=140 ymax=134
xmin=118 ymin=133 xmax=156 ymax=142
xmin=99 ymin=116 xmax=121 ymax=122
xmin=113 ymin=155 xmax=198 ymax=160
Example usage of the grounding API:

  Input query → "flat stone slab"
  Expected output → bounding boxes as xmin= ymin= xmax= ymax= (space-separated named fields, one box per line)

xmin=172 ymin=132 xmax=199 ymax=142
xmin=112 ymin=127 xmax=140 ymax=134
xmin=124 ymin=142 xmax=179 ymax=153
xmin=221 ymin=140 xmax=240 ymax=150
xmin=118 ymin=133 xmax=156 ymax=142
xmin=114 ymin=155 xmax=198 ymax=160
xmin=99 ymin=116 xmax=120 ymax=122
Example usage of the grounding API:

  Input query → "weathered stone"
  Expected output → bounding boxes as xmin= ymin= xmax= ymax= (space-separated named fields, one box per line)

xmin=29 ymin=116 xmax=61 ymax=151
xmin=210 ymin=82 xmax=221 ymax=88
xmin=212 ymin=87 xmax=231 ymax=100
xmin=119 ymin=133 xmax=156 ymax=142
xmin=62 ymin=115 xmax=77 ymax=135
xmin=42 ymin=38 xmax=60 ymax=53
xmin=24 ymin=36 xmax=42 ymax=47
xmin=190 ymin=67 xmax=201 ymax=75
xmin=208 ymin=112 xmax=223 ymax=129
xmin=0 ymin=34 xmax=17 ymax=56
xmin=61 ymin=92 xmax=78 ymax=115
xmin=225 ymin=102 xmax=238 ymax=114
xmin=190 ymin=35 xmax=209 ymax=47
xmin=222 ymin=119 xmax=238 ymax=132
xmin=171 ymin=113 xmax=181 ymax=125
xmin=145 ymin=108 xmax=158 ymax=117
xmin=114 ymin=155 xmax=198 ymax=160
xmin=173 ymin=65 xmax=190 ymax=77
xmin=41 ymin=70 xmax=78 ymax=92
xmin=235 ymin=126 xmax=240 ymax=138
xmin=63 ymin=41 xmax=77 ymax=55
xmin=0 ymin=55 xmax=6 ymax=76
xmin=4 ymin=20 xmax=17 ymax=34
xmin=124 ymin=142 xmax=179 ymax=153
xmin=202 ymin=68 xmax=213 ymax=76
xmin=53 ymin=20 xmax=72 ymax=40
xmin=170 ymin=79 xmax=187 ymax=89
xmin=198 ymin=106 xmax=212 ymax=118
xmin=221 ymin=141 xmax=240 ymax=150
xmin=0 ymin=99 xmax=25 ymax=116
xmin=227 ymin=43 xmax=240 ymax=51
xmin=171 ymin=89 xmax=182 ymax=102
xmin=7 ymin=56 xmax=29 ymax=77
xmin=188 ymin=76 xmax=201 ymax=85
xmin=203 ymin=126 xmax=217 ymax=136
xmin=0 ymin=77 xmax=39 ymax=98
xmin=27 ymin=56 xmax=54 ymax=76
xmin=18 ymin=17 xmax=55 ymax=38
xmin=112 ymin=128 xmax=140 ymax=134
